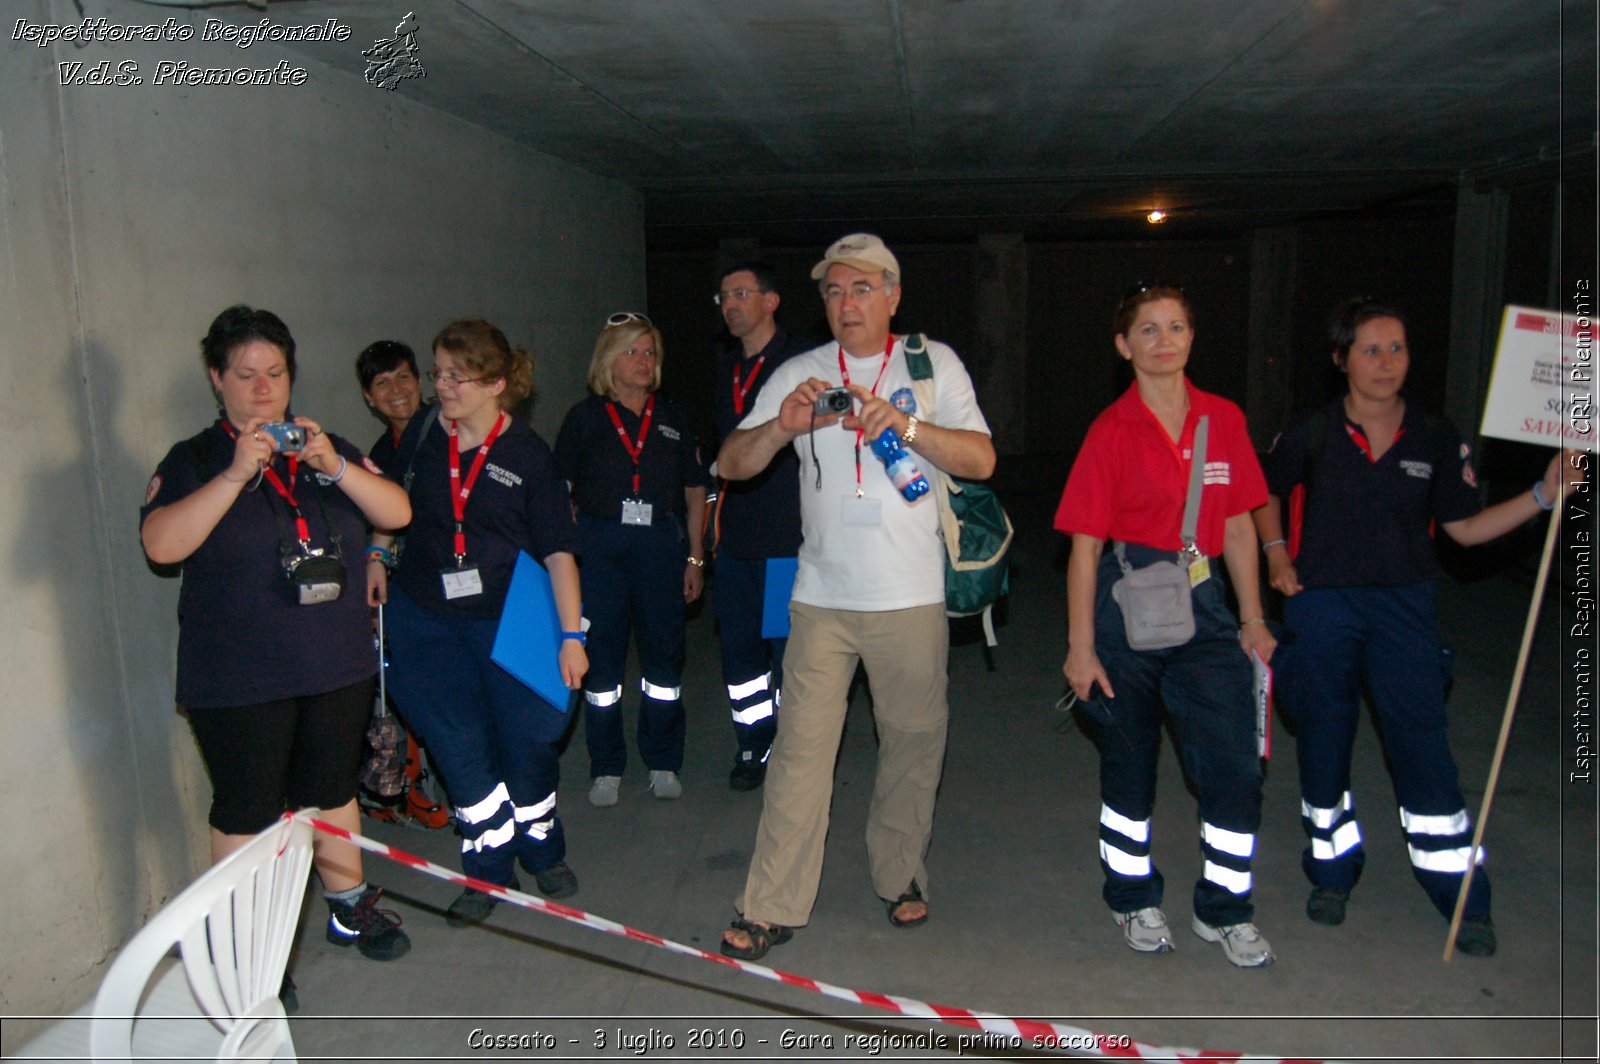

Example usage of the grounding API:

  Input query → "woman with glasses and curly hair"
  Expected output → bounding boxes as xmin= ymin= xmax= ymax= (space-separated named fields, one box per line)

xmin=382 ymin=319 xmax=588 ymax=928
xmin=555 ymin=312 xmax=708 ymax=807
xmin=1055 ymin=283 xmax=1277 ymax=969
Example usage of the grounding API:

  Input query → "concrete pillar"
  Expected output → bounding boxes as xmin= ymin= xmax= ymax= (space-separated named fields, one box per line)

xmin=1446 ymin=183 xmax=1510 ymax=449
xmin=1245 ymin=226 xmax=1300 ymax=448
xmin=974 ymin=233 xmax=1027 ymax=454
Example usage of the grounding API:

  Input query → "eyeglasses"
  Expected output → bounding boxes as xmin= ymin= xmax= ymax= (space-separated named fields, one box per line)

xmin=713 ymin=287 xmax=764 ymax=307
xmin=820 ymin=281 xmax=890 ymax=304
xmin=606 ymin=311 xmax=652 ymax=328
xmin=427 ymin=367 xmax=490 ymax=388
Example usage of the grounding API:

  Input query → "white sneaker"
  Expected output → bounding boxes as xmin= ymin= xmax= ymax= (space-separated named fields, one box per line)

xmin=1191 ymin=917 xmax=1274 ymax=968
xmin=648 ymin=770 xmax=682 ymax=800
xmin=589 ymin=776 xmax=620 ymax=807
xmin=1114 ymin=907 xmax=1174 ymax=953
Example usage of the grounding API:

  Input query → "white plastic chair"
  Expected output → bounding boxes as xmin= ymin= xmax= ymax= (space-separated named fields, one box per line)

xmin=14 ymin=812 xmax=314 ymax=1062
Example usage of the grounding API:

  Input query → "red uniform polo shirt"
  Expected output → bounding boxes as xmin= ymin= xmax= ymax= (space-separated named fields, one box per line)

xmin=1055 ymin=380 xmax=1266 ymax=558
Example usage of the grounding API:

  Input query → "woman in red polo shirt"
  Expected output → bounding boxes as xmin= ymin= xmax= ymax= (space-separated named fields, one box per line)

xmin=1056 ymin=283 xmax=1277 ymax=969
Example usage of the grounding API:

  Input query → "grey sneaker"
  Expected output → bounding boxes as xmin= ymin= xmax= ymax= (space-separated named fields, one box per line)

xmin=589 ymin=775 xmax=621 ymax=807
xmin=1191 ymin=917 xmax=1275 ymax=968
xmin=1114 ymin=907 xmax=1174 ymax=953
xmin=648 ymin=770 xmax=683 ymax=799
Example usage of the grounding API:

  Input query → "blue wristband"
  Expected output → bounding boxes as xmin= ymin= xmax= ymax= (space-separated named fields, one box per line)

xmin=561 ymin=631 xmax=587 ymax=646
xmin=1532 ymin=479 xmax=1555 ymax=511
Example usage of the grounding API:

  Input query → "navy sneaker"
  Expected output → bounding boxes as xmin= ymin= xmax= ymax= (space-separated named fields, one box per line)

xmin=1455 ymin=916 xmax=1497 ymax=957
xmin=326 ymin=885 xmax=411 ymax=960
xmin=446 ymin=876 xmax=517 ymax=928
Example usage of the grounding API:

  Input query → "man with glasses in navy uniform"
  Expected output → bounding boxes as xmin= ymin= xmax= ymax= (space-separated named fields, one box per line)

xmin=714 ymin=234 xmax=996 ymax=960
xmin=708 ymin=262 xmax=813 ymax=791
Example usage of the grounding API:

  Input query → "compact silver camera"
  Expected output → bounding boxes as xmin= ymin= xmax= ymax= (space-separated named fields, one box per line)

xmin=260 ymin=421 xmax=308 ymax=452
xmin=813 ymin=387 xmax=852 ymax=416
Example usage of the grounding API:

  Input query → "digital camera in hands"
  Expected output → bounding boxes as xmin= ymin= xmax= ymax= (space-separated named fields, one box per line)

xmin=260 ymin=421 xmax=308 ymax=452
xmin=812 ymin=387 xmax=852 ymax=416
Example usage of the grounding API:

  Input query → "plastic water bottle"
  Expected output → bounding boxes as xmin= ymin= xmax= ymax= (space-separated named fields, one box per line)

xmin=870 ymin=428 xmax=930 ymax=501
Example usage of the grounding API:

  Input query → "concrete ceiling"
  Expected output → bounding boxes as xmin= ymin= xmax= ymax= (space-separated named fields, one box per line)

xmin=251 ymin=0 xmax=1591 ymax=246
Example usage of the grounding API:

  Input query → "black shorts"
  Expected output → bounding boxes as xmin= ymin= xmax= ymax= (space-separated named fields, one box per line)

xmin=186 ymin=677 xmax=374 ymax=834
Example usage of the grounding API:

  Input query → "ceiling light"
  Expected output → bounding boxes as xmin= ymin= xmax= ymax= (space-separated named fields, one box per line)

xmin=1146 ymin=209 xmax=1167 ymax=224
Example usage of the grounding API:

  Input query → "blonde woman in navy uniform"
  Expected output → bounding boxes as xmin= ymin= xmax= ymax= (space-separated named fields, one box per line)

xmin=1254 ymin=297 xmax=1586 ymax=957
xmin=380 ymin=319 xmax=588 ymax=927
xmin=555 ymin=313 xmax=708 ymax=806
xmin=141 ymin=305 xmax=414 ymax=969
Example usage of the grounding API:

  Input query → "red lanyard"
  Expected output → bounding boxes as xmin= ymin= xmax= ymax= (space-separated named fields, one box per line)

xmin=222 ymin=421 xmax=310 ymax=545
xmin=604 ymin=396 xmax=655 ymax=494
xmin=448 ymin=411 xmax=508 ymax=563
xmin=837 ymin=335 xmax=895 ymax=493
xmin=731 ymin=354 xmax=765 ymax=416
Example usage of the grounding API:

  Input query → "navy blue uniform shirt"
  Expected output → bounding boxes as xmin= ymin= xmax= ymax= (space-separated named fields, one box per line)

xmin=1264 ymin=398 xmax=1483 ymax=588
xmin=394 ymin=416 xmax=580 ymax=619
xmin=710 ymin=327 xmax=811 ymax=559
xmin=140 ymin=420 xmax=376 ymax=708
xmin=555 ymin=393 xmax=708 ymax=524
xmin=368 ymin=400 xmax=437 ymax=484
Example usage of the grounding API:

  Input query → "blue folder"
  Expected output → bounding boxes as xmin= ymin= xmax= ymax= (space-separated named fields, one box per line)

xmin=761 ymin=556 xmax=800 ymax=639
xmin=491 ymin=551 xmax=575 ymax=712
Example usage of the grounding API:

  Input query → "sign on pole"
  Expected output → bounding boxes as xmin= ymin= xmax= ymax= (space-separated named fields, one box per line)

xmin=1479 ymin=305 xmax=1597 ymax=451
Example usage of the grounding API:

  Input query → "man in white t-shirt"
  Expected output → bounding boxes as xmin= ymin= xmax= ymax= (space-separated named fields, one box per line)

xmin=715 ymin=233 xmax=996 ymax=960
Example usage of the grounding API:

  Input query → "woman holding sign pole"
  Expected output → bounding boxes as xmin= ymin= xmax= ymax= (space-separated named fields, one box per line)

xmin=382 ymin=319 xmax=588 ymax=927
xmin=1253 ymin=297 xmax=1585 ymax=957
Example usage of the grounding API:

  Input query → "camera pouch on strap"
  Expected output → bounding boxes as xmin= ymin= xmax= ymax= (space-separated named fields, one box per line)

xmin=1110 ymin=545 xmax=1194 ymax=650
xmin=1107 ymin=414 xmax=1209 ymax=651
xmin=288 ymin=552 xmax=346 ymax=605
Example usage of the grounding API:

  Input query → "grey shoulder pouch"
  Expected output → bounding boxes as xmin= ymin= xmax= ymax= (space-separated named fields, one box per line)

xmin=1108 ymin=415 xmax=1208 ymax=651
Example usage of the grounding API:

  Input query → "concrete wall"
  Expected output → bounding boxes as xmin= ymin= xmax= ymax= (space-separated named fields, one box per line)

xmin=0 ymin=0 xmax=642 ymax=1041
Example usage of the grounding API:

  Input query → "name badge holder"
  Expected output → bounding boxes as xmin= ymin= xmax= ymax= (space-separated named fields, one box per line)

xmin=621 ymin=498 xmax=654 ymax=526
xmin=442 ymin=411 xmax=509 ymax=601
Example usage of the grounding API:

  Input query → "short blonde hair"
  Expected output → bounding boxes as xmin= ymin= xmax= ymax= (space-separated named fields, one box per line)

xmin=587 ymin=318 xmax=663 ymax=397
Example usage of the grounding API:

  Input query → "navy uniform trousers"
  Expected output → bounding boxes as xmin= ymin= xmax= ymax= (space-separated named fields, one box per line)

xmin=1278 ymin=581 xmax=1489 ymax=920
xmin=384 ymin=586 xmax=569 ymax=886
xmin=579 ymin=514 xmax=688 ymax=776
xmin=714 ymin=553 xmax=786 ymax=766
xmin=1092 ymin=546 xmax=1262 ymax=927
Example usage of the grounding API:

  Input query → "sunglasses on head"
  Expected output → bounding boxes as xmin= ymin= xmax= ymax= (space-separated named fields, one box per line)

xmin=1122 ymin=280 xmax=1185 ymax=301
xmin=606 ymin=311 xmax=652 ymax=328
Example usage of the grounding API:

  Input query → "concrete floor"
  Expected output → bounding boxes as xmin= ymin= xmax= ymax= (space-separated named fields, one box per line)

xmin=60 ymin=491 xmax=1600 ymax=1062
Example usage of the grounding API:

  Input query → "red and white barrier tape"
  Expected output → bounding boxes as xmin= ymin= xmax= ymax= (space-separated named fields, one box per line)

xmin=300 ymin=813 xmax=1332 ymax=1063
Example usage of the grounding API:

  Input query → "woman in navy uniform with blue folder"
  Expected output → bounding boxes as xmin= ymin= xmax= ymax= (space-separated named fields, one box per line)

xmin=555 ymin=312 xmax=708 ymax=807
xmin=382 ymin=318 xmax=588 ymax=928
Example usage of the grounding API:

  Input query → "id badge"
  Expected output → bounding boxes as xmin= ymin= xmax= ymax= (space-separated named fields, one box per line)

xmin=621 ymin=498 xmax=653 ymax=526
xmin=841 ymin=493 xmax=882 ymax=526
xmin=1187 ymin=556 xmax=1212 ymax=587
xmin=441 ymin=565 xmax=484 ymax=600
